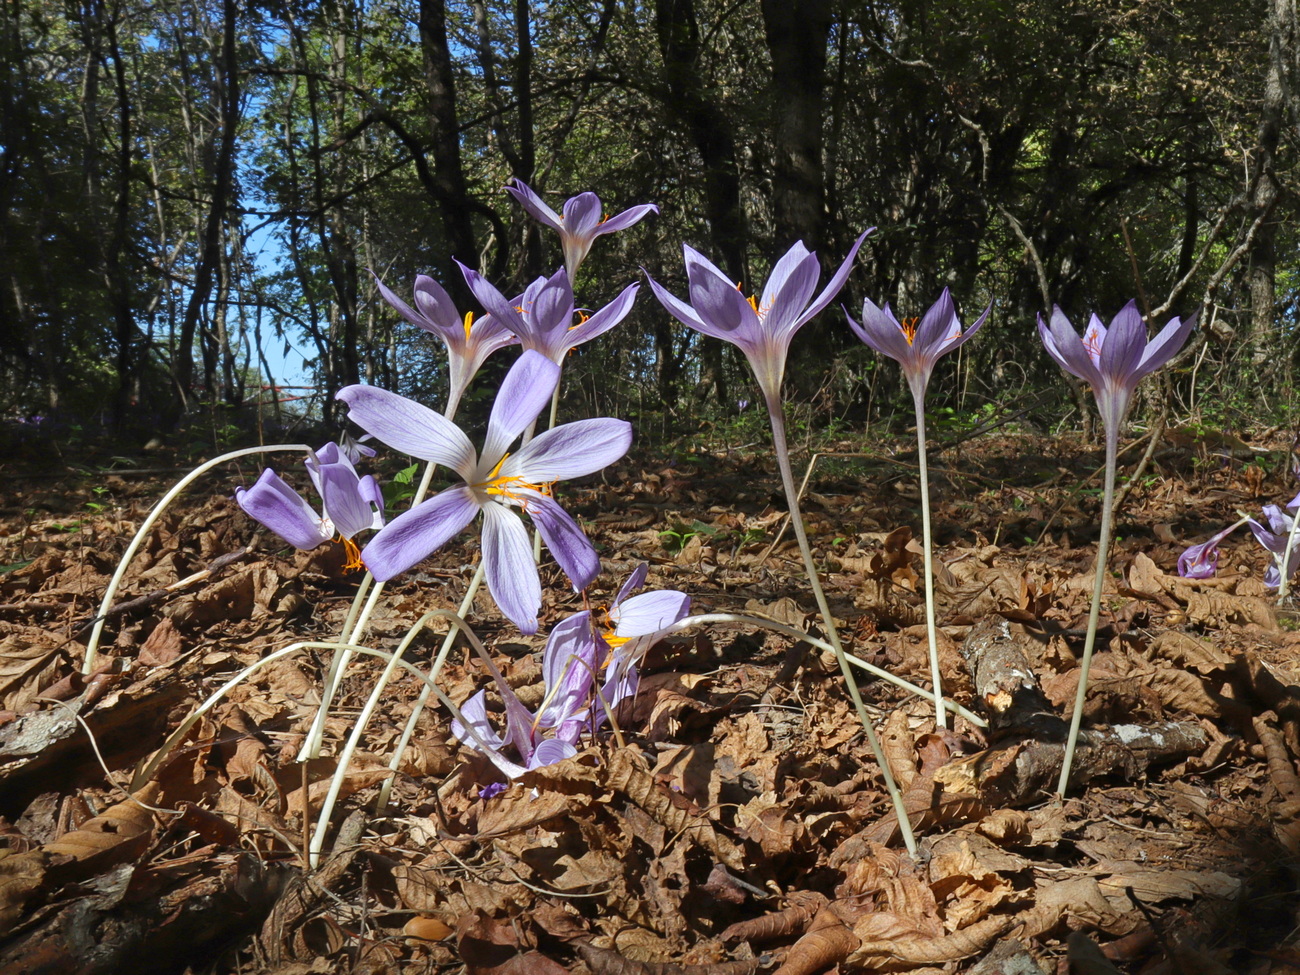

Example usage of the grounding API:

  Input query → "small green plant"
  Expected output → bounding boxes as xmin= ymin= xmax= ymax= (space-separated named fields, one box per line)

xmin=659 ymin=519 xmax=717 ymax=554
xmin=383 ymin=463 xmax=422 ymax=508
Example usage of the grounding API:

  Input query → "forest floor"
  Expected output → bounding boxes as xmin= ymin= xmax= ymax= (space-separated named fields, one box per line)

xmin=3 ymin=421 xmax=1300 ymax=975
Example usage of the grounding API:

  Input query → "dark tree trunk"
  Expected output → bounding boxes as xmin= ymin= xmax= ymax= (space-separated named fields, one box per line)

xmin=419 ymin=0 xmax=479 ymax=301
xmin=654 ymin=0 xmax=747 ymax=405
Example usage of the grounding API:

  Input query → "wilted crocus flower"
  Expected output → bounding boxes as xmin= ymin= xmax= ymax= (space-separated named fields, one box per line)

xmin=236 ymin=442 xmax=384 ymax=565
xmin=506 ymin=179 xmax=659 ymax=280
xmin=458 ymin=262 xmax=638 ymax=367
xmin=1178 ymin=517 xmax=1249 ymax=579
xmin=337 ymin=351 xmax=632 ymax=633
xmin=373 ymin=272 xmax=517 ymax=417
xmin=646 ymin=232 xmax=871 ymax=407
xmin=1038 ymin=301 xmax=1198 ymax=433
xmin=593 ymin=564 xmax=691 ymax=718
xmin=846 ymin=289 xmax=988 ymax=401
xmin=1249 ymin=496 xmax=1300 ymax=589
xmin=453 ymin=611 xmax=602 ymax=779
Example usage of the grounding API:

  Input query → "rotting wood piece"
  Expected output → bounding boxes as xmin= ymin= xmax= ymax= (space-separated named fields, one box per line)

xmin=945 ymin=619 xmax=1209 ymax=806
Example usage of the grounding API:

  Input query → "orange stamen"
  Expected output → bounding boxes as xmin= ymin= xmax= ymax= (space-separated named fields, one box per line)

xmin=900 ymin=317 xmax=920 ymax=345
xmin=338 ymin=535 xmax=365 ymax=572
xmin=463 ymin=310 xmax=474 ymax=341
xmin=477 ymin=452 xmax=555 ymax=510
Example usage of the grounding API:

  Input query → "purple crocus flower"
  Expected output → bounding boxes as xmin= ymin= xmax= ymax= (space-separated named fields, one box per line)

xmin=1177 ymin=518 xmax=1247 ymax=579
xmin=452 ymin=611 xmax=602 ymax=778
xmin=336 ymin=351 xmax=632 ymax=633
xmin=1248 ymin=495 xmax=1300 ymax=589
xmin=373 ymin=272 xmax=517 ymax=416
xmin=1038 ymin=301 xmax=1198 ymax=433
xmin=236 ymin=442 xmax=384 ymax=564
xmin=505 ymin=179 xmax=659 ymax=280
xmin=595 ymin=563 xmax=691 ymax=718
xmin=458 ymin=262 xmax=639 ymax=367
xmin=646 ymin=232 xmax=871 ymax=406
xmin=846 ymin=288 xmax=988 ymax=400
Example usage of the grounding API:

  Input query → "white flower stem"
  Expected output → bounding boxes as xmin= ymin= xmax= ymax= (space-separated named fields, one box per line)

xmin=84 ymin=443 xmax=312 ymax=674
xmin=372 ymin=561 xmax=486 ymax=811
xmin=1280 ymin=504 xmax=1300 ymax=601
xmin=911 ymin=388 xmax=946 ymax=728
xmin=764 ymin=392 xmax=917 ymax=854
xmin=669 ymin=613 xmax=986 ymax=727
xmin=1057 ymin=424 xmax=1118 ymax=795
xmin=303 ymin=455 xmax=442 ymax=761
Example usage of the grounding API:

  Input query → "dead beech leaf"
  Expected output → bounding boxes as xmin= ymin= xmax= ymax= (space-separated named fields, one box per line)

xmin=549 ymin=849 xmax=621 ymax=891
xmin=137 ymin=617 xmax=183 ymax=667
xmin=0 ymin=625 xmax=63 ymax=712
xmin=284 ymin=766 xmax=392 ymax=818
xmin=0 ymin=849 xmax=46 ymax=929
xmin=1186 ymin=590 xmax=1278 ymax=630
xmin=1144 ymin=631 xmax=1233 ymax=674
xmin=477 ymin=785 xmax=579 ymax=839
xmin=43 ymin=783 xmax=159 ymax=870
xmin=456 ymin=909 xmax=567 ymax=975
xmin=774 ymin=907 xmax=860 ymax=975
xmin=720 ymin=890 xmax=828 ymax=944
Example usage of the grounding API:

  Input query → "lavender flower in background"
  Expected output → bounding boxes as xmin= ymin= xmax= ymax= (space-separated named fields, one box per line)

xmin=458 ymin=262 xmax=639 ymax=367
xmin=236 ymin=441 xmax=384 ymax=565
xmin=1038 ymin=301 xmax=1198 ymax=433
xmin=846 ymin=289 xmax=988 ymax=401
xmin=506 ymin=179 xmax=659 ymax=280
xmin=1177 ymin=517 xmax=1250 ymax=579
xmin=337 ymin=351 xmax=632 ymax=634
xmin=646 ymin=231 xmax=871 ymax=408
xmin=1249 ymin=495 xmax=1300 ymax=589
xmin=1037 ymin=300 xmax=1197 ymax=795
xmin=845 ymin=288 xmax=987 ymax=728
xmin=372 ymin=272 xmax=518 ymax=417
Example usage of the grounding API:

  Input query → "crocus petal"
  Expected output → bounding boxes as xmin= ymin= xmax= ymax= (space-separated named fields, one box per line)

xmin=481 ymin=501 xmax=542 ymax=633
xmin=614 ymin=563 xmax=650 ymax=605
xmin=337 ymin=385 xmax=478 ymax=479
xmin=911 ymin=288 xmax=958 ymax=353
xmin=236 ymin=469 xmax=331 ymax=551
xmin=480 ymin=352 xmax=561 ymax=466
xmin=687 ymin=264 xmax=759 ymax=342
xmin=793 ymin=228 xmax=872 ymax=328
xmin=758 ymin=243 xmax=819 ymax=331
xmin=562 ymin=192 xmax=603 ymax=236
xmin=504 ymin=179 xmax=564 ymax=231
xmin=562 ymin=282 xmax=640 ymax=350
xmin=528 ymin=739 xmax=578 ymax=769
xmin=1097 ymin=301 xmax=1146 ymax=388
xmin=539 ymin=612 xmax=599 ymax=729
xmin=518 ymin=490 xmax=602 ymax=591
xmin=1135 ymin=311 xmax=1199 ymax=380
xmin=315 ymin=457 xmax=380 ymax=540
xmin=613 ymin=589 xmax=691 ymax=636
xmin=458 ymin=262 xmax=527 ymax=333
xmin=645 ymin=273 xmax=712 ymax=334
xmin=359 ymin=485 xmax=478 ymax=581
xmin=507 ymin=416 xmax=633 ymax=482
xmin=595 ymin=203 xmax=659 ymax=235
xmin=453 ymin=689 xmax=533 ymax=779
xmin=1040 ymin=308 xmax=1104 ymax=388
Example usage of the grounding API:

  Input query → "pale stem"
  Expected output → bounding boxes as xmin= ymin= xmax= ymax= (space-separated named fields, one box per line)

xmin=1281 ymin=505 xmax=1300 ymax=601
xmin=1057 ymin=424 xmax=1118 ymax=795
xmin=84 ymin=443 xmax=312 ymax=674
xmin=911 ymin=386 xmax=947 ymax=728
xmin=303 ymin=452 xmax=443 ymax=761
xmin=309 ymin=608 xmax=477 ymax=866
xmin=372 ymin=561 xmax=487 ymax=811
xmin=669 ymin=613 xmax=986 ymax=727
xmin=764 ymin=392 xmax=917 ymax=854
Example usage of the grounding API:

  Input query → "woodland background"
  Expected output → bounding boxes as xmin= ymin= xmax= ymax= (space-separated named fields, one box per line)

xmin=1 ymin=0 xmax=1298 ymax=438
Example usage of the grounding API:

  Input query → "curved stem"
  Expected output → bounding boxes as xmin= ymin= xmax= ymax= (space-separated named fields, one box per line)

xmin=373 ymin=561 xmax=487 ymax=811
xmin=912 ymin=388 xmax=946 ymax=728
xmin=764 ymin=393 xmax=916 ymax=854
xmin=1057 ymin=424 xmax=1118 ymax=794
xmin=670 ymin=613 xmax=985 ymax=727
xmin=85 ymin=443 xmax=312 ymax=674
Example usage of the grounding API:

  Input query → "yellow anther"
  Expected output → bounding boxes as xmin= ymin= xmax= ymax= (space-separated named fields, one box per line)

xmin=463 ymin=310 xmax=474 ymax=341
xmin=900 ymin=316 xmax=920 ymax=345
xmin=338 ymin=536 xmax=365 ymax=572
